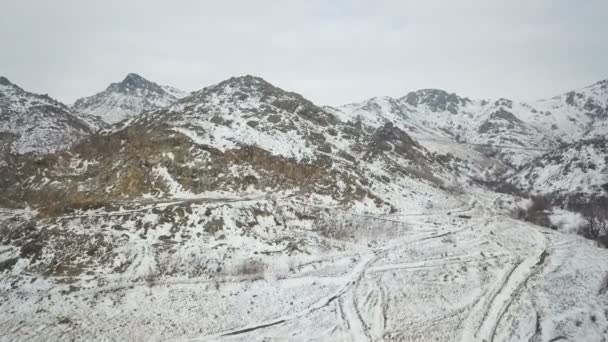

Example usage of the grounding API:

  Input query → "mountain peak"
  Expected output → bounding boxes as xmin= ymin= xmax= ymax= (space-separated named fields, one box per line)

xmin=217 ymin=75 xmax=272 ymax=88
xmin=157 ymin=74 xmax=339 ymax=140
xmin=0 ymin=76 xmax=13 ymax=86
xmin=73 ymin=74 xmax=185 ymax=124
xmin=400 ymin=88 xmax=470 ymax=114
xmin=121 ymin=72 xmax=147 ymax=84
xmin=196 ymin=75 xmax=290 ymax=100
xmin=113 ymin=73 xmax=158 ymax=90
xmin=100 ymin=73 xmax=168 ymax=99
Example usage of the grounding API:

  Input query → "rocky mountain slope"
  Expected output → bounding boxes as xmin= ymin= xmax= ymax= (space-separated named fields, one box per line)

xmin=0 ymin=76 xmax=94 ymax=155
xmin=72 ymin=73 xmax=187 ymax=124
xmin=523 ymin=79 xmax=608 ymax=141
xmin=2 ymin=75 xmax=475 ymax=213
xmin=509 ymin=138 xmax=608 ymax=201
xmin=333 ymin=79 xmax=608 ymax=169
xmin=330 ymin=91 xmax=556 ymax=168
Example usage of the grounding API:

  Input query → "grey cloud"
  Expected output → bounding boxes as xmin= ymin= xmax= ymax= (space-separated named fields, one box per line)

xmin=1 ymin=0 xmax=606 ymax=106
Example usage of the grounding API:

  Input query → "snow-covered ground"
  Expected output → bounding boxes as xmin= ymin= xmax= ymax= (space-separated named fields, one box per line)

xmin=1 ymin=191 xmax=607 ymax=342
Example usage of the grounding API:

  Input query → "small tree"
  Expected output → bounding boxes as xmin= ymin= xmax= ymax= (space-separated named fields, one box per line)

xmin=579 ymin=197 xmax=608 ymax=246
xmin=580 ymin=204 xmax=608 ymax=241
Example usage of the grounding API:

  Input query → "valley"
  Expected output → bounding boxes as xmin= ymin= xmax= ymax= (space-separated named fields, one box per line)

xmin=0 ymin=73 xmax=607 ymax=341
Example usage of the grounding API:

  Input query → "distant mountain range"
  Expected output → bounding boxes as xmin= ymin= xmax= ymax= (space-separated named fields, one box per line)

xmin=330 ymin=79 xmax=608 ymax=168
xmin=1 ymin=73 xmax=606 ymax=202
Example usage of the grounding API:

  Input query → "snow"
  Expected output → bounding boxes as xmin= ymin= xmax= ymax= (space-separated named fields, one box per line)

xmin=334 ymin=80 xmax=608 ymax=169
xmin=2 ymin=195 xmax=608 ymax=341
xmin=510 ymin=139 xmax=608 ymax=197
xmin=1 ymin=75 xmax=608 ymax=341
xmin=72 ymin=74 xmax=188 ymax=124
xmin=0 ymin=79 xmax=93 ymax=154
xmin=550 ymin=209 xmax=586 ymax=234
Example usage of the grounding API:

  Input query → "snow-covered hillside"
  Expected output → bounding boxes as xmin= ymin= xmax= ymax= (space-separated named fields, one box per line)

xmin=1 ymin=190 xmax=608 ymax=341
xmin=509 ymin=138 xmax=608 ymax=199
xmin=0 ymin=76 xmax=93 ymax=154
xmin=332 ymin=93 xmax=553 ymax=168
xmin=333 ymin=80 xmax=608 ymax=169
xmin=72 ymin=73 xmax=187 ymax=124
xmin=525 ymin=79 xmax=608 ymax=141
xmin=5 ymin=75 xmax=477 ymax=217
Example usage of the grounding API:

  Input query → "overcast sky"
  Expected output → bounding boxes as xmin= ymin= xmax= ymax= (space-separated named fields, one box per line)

xmin=1 ymin=0 xmax=606 ymax=105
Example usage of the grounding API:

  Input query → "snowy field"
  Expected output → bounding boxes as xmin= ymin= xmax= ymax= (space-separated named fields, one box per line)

xmin=1 ymin=193 xmax=608 ymax=342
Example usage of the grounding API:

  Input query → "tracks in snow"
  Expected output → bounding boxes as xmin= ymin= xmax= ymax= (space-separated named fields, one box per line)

xmin=460 ymin=220 xmax=550 ymax=342
xmin=192 ymin=228 xmax=464 ymax=341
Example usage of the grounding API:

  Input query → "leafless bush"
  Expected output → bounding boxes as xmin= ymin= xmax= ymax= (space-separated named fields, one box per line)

xmin=230 ymin=258 xmax=267 ymax=280
xmin=315 ymin=211 xmax=407 ymax=243
xmin=579 ymin=201 xmax=608 ymax=246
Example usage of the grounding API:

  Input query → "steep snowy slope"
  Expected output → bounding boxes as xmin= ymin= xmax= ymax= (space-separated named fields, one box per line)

xmin=509 ymin=138 xmax=608 ymax=200
xmin=0 ymin=76 xmax=93 ymax=155
xmin=72 ymin=73 xmax=187 ymax=124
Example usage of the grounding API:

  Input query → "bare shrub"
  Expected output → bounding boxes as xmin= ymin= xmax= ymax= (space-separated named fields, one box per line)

xmin=315 ymin=210 xmax=407 ymax=243
xmin=230 ymin=258 xmax=267 ymax=280
xmin=579 ymin=200 xmax=608 ymax=246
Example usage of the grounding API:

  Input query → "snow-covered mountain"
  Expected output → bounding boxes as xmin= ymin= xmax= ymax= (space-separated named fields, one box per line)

xmin=7 ymin=75 xmax=470 ymax=212
xmin=523 ymin=79 xmax=608 ymax=141
xmin=509 ymin=138 xmax=608 ymax=200
xmin=72 ymin=73 xmax=187 ymax=124
xmin=332 ymin=80 xmax=608 ymax=168
xmin=129 ymin=75 xmax=343 ymax=161
xmin=2 ymin=75 xmax=608 ymax=342
xmin=0 ymin=76 xmax=93 ymax=155
xmin=330 ymin=92 xmax=555 ymax=168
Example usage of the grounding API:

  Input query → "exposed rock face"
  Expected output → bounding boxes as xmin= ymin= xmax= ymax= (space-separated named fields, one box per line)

xmin=401 ymin=89 xmax=471 ymax=114
xmin=72 ymin=73 xmax=187 ymax=124
xmin=366 ymin=122 xmax=421 ymax=158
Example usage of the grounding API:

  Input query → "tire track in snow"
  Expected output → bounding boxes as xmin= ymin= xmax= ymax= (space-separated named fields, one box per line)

xmin=190 ymin=229 xmax=462 ymax=341
xmin=461 ymin=221 xmax=549 ymax=342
